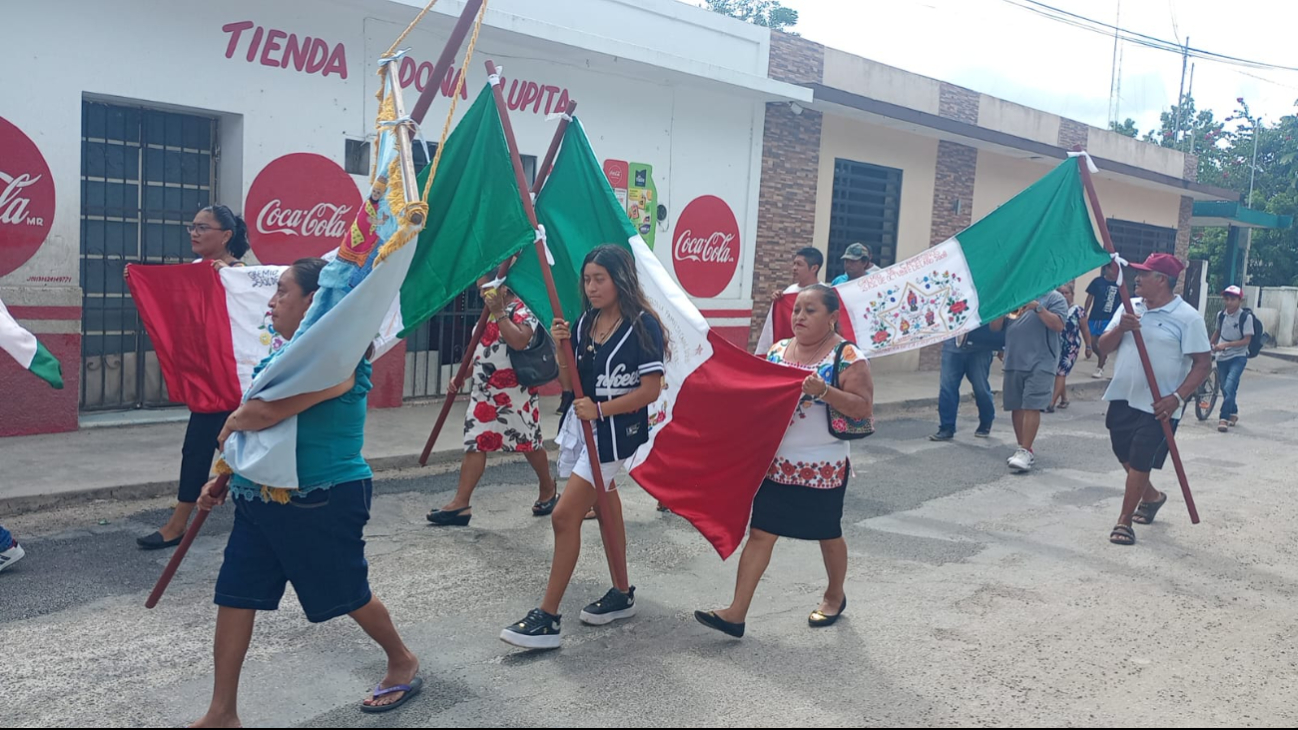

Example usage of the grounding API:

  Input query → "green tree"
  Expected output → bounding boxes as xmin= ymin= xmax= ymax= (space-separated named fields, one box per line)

xmin=1109 ymin=118 xmax=1139 ymax=137
xmin=704 ymin=0 xmax=799 ymax=32
xmin=1182 ymin=97 xmax=1298 ymax=288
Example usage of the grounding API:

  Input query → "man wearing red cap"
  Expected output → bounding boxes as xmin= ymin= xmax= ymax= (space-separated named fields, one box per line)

xmin=1211 ymin=285 xmax=1255 ymax=432
xmin=1095 ymin=253 xmax=1212 ymax=546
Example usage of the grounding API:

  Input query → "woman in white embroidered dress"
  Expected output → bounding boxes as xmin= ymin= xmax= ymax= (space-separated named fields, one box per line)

xmin=695 ymin=284 xmax=873 ymax=638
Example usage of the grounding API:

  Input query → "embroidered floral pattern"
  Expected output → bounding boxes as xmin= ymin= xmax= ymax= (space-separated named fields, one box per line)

xmin=766 ymin=456 xmax=848 ymax=489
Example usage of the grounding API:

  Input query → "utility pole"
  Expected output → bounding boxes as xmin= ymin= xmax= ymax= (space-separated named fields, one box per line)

xmin=1173 ymin=36 xmax=1189 ymax=146
xmin=1107 ymin=0 xmax=1122 ymax=125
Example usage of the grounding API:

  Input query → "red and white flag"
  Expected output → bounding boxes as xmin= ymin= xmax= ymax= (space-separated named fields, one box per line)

xmin=755 ymin=285 xmax=858 ymax=356
xmin=127 ymin=261 xmax=401 ymax=413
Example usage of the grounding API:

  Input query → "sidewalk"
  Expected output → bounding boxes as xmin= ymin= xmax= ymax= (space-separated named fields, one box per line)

xmin=1261 ymin=346 xmax=1298 ymax=363
xmin=0 ymin=362 xmax=1111 ymax=515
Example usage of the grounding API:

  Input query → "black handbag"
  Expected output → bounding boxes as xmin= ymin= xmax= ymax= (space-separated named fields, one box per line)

xmin=826 ymin=342 xmax=875 ymax=440
xmin=508 ymin=320 xmax=560 ymax=388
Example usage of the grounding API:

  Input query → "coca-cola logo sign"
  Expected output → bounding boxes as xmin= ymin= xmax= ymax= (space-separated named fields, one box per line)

xmin=0 ymin=116 xmax=56 ymax=278
xmin=672 ymin=195 xmax=740 ymax=299
xmin=245 ymin=153 xmax=360 ymax=265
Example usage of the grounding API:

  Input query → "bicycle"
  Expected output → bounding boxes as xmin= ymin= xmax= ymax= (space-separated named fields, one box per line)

xmin=1194 ymin=353 xmax=1220 ymax=422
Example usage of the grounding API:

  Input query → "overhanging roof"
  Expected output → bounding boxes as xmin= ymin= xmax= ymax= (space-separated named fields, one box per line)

xmin=1191 ymin=201 xmax=1294 ymax=229
xmin=807 ymin=83 xmax=1239 ymax=202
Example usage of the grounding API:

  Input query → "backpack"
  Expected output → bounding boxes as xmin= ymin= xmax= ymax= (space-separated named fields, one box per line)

xmin=1217 ymin=307 xmax=1265 ymax=359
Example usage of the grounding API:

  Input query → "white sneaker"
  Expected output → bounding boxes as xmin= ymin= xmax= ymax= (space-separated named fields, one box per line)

xmin=0 ymin=540 xmax=25 ymax=573
xmin=1091 ymin=367 xmax=1105 ymax=379
xmin=1008 ymin=448 xmax=1035 ymax=473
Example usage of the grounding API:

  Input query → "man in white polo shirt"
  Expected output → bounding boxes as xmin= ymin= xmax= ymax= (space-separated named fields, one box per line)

xmin=1096 ymin=253 xmax=1212 ymax=547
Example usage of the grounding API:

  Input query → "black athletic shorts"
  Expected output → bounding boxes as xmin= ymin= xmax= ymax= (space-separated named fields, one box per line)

xmin=1106 ymin=400 xmax=1179 ymax=472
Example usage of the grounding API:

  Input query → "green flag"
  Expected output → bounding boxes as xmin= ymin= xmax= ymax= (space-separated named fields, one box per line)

xmin=507 ymin=120 xmax=637 ymax=328
xmin=397 ymin=86 xmax=536 ymax=337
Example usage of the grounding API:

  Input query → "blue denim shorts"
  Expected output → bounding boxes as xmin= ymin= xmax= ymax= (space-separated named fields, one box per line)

xmin=214 ymin=479 xmax=373 ymax=623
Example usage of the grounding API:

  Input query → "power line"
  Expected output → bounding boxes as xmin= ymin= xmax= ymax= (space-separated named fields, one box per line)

xmin=1001 ymin=0 xmax=1298 ymax=74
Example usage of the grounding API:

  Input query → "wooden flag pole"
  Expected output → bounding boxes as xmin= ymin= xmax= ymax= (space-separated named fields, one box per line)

xmin=410 ymin=0 xmax=486 ymax=126
xmin=146 ymin=5 xmax=488 ymax=609
xmin=1073 ymin=148 xmax=1200 ymax=524
xmin=485 ymin=60 xmax=630 ymax=590
xmin=144 ymin=473 xmax=228 ymax=608
xmin=419 ymin=100 xmax=578 ymax=465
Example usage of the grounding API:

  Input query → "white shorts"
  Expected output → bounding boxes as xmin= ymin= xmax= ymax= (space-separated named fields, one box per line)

xmin=557 ymin=414 xmax=627 ymax=491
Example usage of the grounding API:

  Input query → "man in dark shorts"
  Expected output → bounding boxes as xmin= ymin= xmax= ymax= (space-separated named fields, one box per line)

xmin=1085 ymin=263 xmax=1121 ymax=379
xmin=1096 ymin=253 xmax=1211 ymax=546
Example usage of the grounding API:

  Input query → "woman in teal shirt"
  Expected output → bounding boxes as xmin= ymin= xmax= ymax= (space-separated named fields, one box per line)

xmin=191 ymin=258 xmax=421 ymax=727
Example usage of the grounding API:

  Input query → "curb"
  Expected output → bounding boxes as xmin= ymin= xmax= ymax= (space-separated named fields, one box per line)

xmin=1261 ymin=349 xmax=1298 ymax=364
xmin=0 ymin=380 xmax=1113 ymax=517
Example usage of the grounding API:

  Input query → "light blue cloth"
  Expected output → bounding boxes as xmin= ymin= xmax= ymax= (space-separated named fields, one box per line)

xmin=230 ymin=360 xmax=374 ymax=500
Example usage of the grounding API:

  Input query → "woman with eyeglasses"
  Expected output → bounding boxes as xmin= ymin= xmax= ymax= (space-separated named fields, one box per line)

xmin=131 ymin=204 xmax=251 ymax=550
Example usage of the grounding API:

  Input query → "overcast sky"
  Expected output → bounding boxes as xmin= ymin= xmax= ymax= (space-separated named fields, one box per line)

xmin=696 ymin=0 xmax=1298 ymax=134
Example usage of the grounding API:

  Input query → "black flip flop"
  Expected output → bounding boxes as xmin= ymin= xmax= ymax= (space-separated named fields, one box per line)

xmin=1132 ymin=493 xmax=1168 ymax=525
xmin=360 ymin=676 xmax=423 ymax=714
xmin=136 ymin=531 xmax=182 ymax=551
xmin=1109 ymin=524 xmax=1136 ymax=546
xmin=532 ymin=495 xmax=559 ymax=517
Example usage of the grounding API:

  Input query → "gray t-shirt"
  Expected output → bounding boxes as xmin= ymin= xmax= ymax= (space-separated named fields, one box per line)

xmin=1004 ymin=291 xmax=1069 ymax=373
xmin=1215 ymin=308 xmax=1256 ymax=362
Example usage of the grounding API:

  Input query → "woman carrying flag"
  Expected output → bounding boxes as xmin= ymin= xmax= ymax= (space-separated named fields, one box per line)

xmin=191 ymin=258 xmax=422 ymax=726
xmin=500 ymin=245 xmax=669 ymax=650
xmin=695 ymin=284 xmax=874 ymax=638
xmin=426 ymin=280 xmax=558 ymax=526
xmin=133 ymin=204 xmax=250 ymax=551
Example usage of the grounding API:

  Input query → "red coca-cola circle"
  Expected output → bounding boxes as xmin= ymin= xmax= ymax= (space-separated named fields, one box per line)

xmin=245 ymin=153 xmax=361 ymax=265
xmin=0 ymin=116 xmax=56 ymax=278
xmin=603 ymin=159 xmax=628 ymax=189
xmin=672 ymin=195 xmax=740 ymax=299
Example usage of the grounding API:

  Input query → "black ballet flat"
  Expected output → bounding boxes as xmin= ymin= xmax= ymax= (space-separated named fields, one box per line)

xmin=808 ymin=597 xmax=847 ymax=628
xmin=694 ymin=610 xmax=745 ymax=638
xmin=427 ymin=506 xmax=472 ymax=527
xmin=136 ymin=531 xmax=182 ymax=550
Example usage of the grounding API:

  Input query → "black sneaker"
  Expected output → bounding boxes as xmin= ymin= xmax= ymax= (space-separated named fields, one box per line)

xmin=580 ymin=586 xmax=637 ymax=626
xmin=975 ymin=426 xmax=992 ymax=438
xmin=500 ymin=608 xmax=562 ymax=650
xmin=929 ymin=430 xmax=954 ymax=442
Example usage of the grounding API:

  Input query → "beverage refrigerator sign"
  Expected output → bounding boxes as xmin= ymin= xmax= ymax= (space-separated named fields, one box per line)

xmin=244 ymin=153 xmax=360 ymax=265
xmin=0 ymin=116 xmax=56 ymax=278
xmin=672 ymin=195 xmax=740 ymax=299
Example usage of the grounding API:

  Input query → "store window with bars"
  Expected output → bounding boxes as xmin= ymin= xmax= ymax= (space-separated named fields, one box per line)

xmin=825 ymin=158 xmax=902 ymax=282
xmin=1106 ymin=219 xmax=1177 ymax=266
xmin=80 ymin=100 xmax=217 ymax=411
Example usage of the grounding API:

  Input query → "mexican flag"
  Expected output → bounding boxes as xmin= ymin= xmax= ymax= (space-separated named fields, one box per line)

xmin=128 ymin=257 xmax=404 ymax=415
xmin=0 ymin=298 xmax=64 ymax=389
xmin=520 ymin=120 xmax=807 ymax=558
xmin=759 ymin=158 xmax=1110 ymax=357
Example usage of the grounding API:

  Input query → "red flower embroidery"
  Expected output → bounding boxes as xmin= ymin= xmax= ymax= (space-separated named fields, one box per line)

xmin=481 ymin=322 xmax=501 ymax=347
xmin=950 ymin=300 xmax=968 ymax=315
xmin=872 ymin=330 xmax=889 ymax=344
xmin=474 ymin=402 xmax=499 ymax=422
xmin=488 ymin=368 xmax=519 ymax=389
xmin=820 ymin=464 xmax=838 ymax=480
xmin=516 ymin=441 xmax=535 ymax=453
xmin=475 ymin=431 xmax=504 ymax=451
xmin=799 ymin=467 xmax=817 ymax=481
xmin=493 ymin=393 xmax=512 ymax=407
xmin=781 ymin=460 xmax=797 ymax=475
xmin=832 ymin=418 xmax=848 ymax=431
